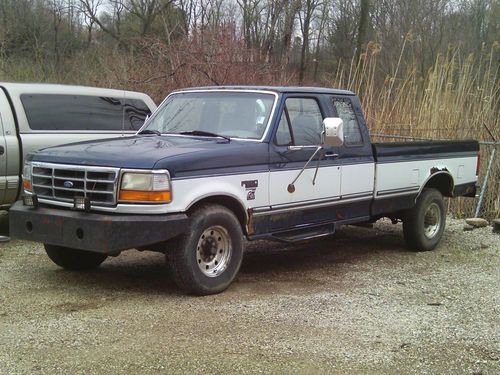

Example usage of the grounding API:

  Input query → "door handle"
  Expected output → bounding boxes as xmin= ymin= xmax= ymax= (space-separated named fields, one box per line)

xmin=0 ymin=146 xmax=4 ymax=155
xmin=324 ymin=152 xmax=339 ymax=158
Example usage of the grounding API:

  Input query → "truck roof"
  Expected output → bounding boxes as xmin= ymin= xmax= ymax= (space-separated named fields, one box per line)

xmin=0 ymin=82 xmax=153 ymax=99
xmin=174 ymin=86 xmax=355 ymax=96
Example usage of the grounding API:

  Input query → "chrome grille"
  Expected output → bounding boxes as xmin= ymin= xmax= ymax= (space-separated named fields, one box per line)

xmin=31 ymin=163 xmax=119 ymax=206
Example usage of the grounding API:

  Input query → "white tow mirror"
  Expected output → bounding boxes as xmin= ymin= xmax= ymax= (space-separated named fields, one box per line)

xmin=322 ymin=117 xmax=344 ymax=147
xmin=287 ymin=117 xmax=344 ymax=193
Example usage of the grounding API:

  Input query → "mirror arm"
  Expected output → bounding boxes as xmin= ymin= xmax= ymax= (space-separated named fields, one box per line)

xmin=312 ymin=149 xmax=325 ymax=185
xmin=287 ymin=146 xmax=323 ymax=193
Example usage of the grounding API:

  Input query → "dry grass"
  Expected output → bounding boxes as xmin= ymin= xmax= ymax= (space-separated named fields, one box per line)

xmin=327 ymin=39 xmax=499 ymax=219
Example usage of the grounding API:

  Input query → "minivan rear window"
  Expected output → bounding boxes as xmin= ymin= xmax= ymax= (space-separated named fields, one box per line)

xmin=20 ymin=94 xmax=151 ymax=131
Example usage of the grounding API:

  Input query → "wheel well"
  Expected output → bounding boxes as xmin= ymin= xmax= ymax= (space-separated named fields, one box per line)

xmin=188 ymin=195 xmax=247 ymax=233
xmin=423 ymin=172 xmax=454 ymax=197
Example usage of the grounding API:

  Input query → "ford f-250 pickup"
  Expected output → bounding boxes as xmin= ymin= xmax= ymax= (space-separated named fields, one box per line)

xmin=10 ymin=86 xmax=479 ymax=295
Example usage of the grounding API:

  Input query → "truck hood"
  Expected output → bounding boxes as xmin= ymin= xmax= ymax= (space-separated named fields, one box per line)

xmin=30 ymin=135 xmax=269 ymax=177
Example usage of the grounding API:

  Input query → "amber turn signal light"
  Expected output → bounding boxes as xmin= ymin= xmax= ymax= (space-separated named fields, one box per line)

xmin=23 ymin=179 xmax=32 ymax=191
xmin=119 ymin=190 xmax=171 ymax=202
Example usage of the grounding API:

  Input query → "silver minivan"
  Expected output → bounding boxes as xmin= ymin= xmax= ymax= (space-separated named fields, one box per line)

xmin=0 ymin=82 xmax=157 ymax=207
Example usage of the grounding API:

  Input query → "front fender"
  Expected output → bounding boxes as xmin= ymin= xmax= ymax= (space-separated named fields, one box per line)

xmin=168 ymin=173 xmax=269 ymax=214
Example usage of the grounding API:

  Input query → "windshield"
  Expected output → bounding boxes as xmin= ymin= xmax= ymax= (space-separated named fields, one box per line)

xmin=143 ymin=91 xmax=276 ymax=140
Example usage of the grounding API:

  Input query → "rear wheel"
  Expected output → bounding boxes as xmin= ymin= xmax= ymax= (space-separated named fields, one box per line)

xmin=403 ymin=188 xmax=446 ymax=251
xmin=44 ymin=244 xmax=107 ymax=270
xmin=167 ymin=204 xmax=244 ymax=295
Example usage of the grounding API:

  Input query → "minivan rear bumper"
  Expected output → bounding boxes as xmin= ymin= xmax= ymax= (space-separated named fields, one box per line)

xmin=9 ymin=202 xmax=188 ymax=254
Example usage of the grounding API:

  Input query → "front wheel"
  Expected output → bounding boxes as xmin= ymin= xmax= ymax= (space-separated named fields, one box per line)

xmin=167 ymin=204 xmax=244 ymax=295
xmin=403 ymin=188 xmax=446 ymax=251
xmin=44 ymin=244 xmax=107 ymax=270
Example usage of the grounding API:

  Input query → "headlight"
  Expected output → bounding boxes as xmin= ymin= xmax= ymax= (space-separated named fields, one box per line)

xmin=22 ymin=163 xmax=32 ymax=192
xmin=121 ymin=173 xmax=170 ymax=191
xmin=119 ymin=171 xmax=172 ymax=203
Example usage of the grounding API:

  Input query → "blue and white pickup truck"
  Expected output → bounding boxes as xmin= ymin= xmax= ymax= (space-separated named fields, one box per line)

xmin=10 ymin=87 xmax=479 ymax=295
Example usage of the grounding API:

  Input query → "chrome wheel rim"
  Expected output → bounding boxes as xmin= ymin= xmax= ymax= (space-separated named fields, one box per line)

xmin=424 ymin=203 xmax=441 ymax=239
xmin=196 ymin=226 xmax=232 ymax=277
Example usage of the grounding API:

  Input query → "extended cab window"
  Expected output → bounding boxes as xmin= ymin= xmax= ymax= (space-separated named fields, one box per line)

xmin=21 ymin=94 xmax=151 ymax=131
xmin=332 ymin=97 xmax=363 ymax=146
xmin=275 ymin=98 xmax=323 ymax=146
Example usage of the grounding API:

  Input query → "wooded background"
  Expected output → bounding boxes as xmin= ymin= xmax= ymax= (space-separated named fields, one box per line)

xmin=0 ymin=0 xmax=499 ymax=218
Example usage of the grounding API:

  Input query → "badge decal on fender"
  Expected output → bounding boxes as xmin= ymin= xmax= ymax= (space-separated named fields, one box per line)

xmin=242 ymin=180 xmax=258 ymax=200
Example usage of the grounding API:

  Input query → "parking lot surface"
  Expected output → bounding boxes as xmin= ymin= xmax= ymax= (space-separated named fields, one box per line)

xmin=0 ymin=216 xmax=499 ymax=374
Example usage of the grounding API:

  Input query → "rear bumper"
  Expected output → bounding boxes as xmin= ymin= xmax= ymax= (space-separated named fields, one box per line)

xmin=453 ymin=182 xmax=477 ymax=198
xmin=9 ymin=201 xmax=188 ymax=254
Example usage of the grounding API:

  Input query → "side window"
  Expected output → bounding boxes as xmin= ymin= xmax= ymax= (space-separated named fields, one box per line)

xmin=275 ymin=98 xmax=323 ymax=146
xmin=123 ymin=99 xmax=153 ymax=130
xmin=275 ymin=112 xmax=292 ymax=145
xmin=20 ymin=94 xmax=152 ymax=131
xmin=332 ymin=97 xmax=363 ymax=146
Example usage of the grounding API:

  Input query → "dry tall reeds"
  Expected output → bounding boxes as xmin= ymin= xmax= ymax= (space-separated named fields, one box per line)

xmin=328 ymin=39 xmax=499 ymax=219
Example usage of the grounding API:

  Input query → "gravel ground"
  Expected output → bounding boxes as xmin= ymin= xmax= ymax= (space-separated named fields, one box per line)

xmin=0 ymin=215 xmax=498 ymax=375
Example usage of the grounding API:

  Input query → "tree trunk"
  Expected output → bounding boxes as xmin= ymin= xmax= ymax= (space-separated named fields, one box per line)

xmin=299 ymin=0 xmax=318 ymax=83
xmin=281 ymin=0 xmax=301 ymax=68
xmin=355 ymin=0 xmax=369 ymax=63
xmin=313 ymin=2 xmax=328 ymax=82
xmin=299 ymin=12 xmax=310 ymax=83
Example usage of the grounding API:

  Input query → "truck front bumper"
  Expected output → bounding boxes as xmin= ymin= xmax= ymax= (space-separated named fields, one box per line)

xmin=9 ymin=202 xmax=188 ymax=254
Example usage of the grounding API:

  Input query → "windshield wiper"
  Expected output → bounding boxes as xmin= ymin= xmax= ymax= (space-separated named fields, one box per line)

xmin=179 ymin=130 xmax=230 ymax=142
xmin=137 ymin=129 xmax=161 ymax=136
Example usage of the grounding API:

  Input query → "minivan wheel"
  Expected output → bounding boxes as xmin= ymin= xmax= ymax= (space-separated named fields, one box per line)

xmin=44 ymin=244 xmax=107 ymax=270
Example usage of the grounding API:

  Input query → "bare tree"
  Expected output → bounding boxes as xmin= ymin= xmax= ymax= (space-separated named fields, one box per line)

xmin=78 ymin=0 xmax=102 ymax=46
xmin=48 ymin=0 xmax=65 ymax=66
xmin=312 ymin=0 xmax=328 ymax=80
xmin=236 ymin=0 xmax=263 ymax=49
xmin=355 ymin=0 xmax=369 ymax=62
xmin=262 ymin=0 xmax=287 ymax=62
xmin=80 ymin=0 xmax=123 ymax=43
xmin=123 ymin=0 xmax=174 ymax=36
xmin=280 ymin=0 xmax=301 ymax=68
xmin=298 ymin=0 xmax=321 ymax=83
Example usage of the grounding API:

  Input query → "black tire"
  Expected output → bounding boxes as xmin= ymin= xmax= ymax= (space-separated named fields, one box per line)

xmin=167 ymin=204 xmax=244 ymax=295
xmin=403 ymin=188 xmax=446 ymax=251
xmin=44 ymin=244 xmax=107 ymax=270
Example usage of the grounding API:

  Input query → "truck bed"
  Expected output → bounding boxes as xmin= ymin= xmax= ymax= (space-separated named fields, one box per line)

xmin=372 ymin=140 xmax=479 ymax=161
xmin=371 ymin=140 xmax=479 ymax=216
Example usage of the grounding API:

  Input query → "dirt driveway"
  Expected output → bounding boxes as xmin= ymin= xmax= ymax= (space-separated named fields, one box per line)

xmin=0 ymin=216 xmax=498 ymax=374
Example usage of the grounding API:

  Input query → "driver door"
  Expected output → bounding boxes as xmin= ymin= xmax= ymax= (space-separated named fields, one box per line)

xmin=268 ymin=96 xmax=341 ymax=231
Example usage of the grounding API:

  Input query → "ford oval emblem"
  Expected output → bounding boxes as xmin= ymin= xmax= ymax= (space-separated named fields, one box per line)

xmin=63 ymin=181 xmax=74 ymax=188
